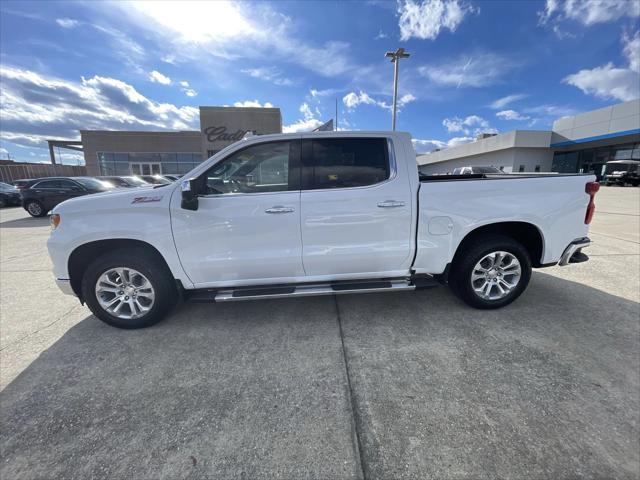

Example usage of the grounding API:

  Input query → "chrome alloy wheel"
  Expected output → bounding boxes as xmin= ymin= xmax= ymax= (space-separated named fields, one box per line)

xmin=95 ymin=267 xmax=155 ymax=319
xmin=27 ymin=202 xmax=42 ymax=216
xmin=470 ymin=251 xmax=522 ymax=301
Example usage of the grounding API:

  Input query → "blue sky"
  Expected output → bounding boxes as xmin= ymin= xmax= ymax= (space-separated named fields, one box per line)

xmin=0 ymin=0 xmax=638 ymax=164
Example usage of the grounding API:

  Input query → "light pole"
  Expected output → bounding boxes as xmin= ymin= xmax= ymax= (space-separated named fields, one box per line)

xmin=385 ymin=47 xmax=410 ymax=131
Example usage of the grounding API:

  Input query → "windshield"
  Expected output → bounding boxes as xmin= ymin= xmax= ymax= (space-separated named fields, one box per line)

xmin=0 ymin=182 xmax=17 ymax=191
xmin=605 ymin=163 xmax=635 ymax=174
xmin=74 ymin=177 xmax=113 ymax=190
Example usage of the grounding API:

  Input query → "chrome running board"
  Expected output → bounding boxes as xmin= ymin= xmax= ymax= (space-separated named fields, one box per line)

xmin=215 ymin=279 xmax=415 ymax=302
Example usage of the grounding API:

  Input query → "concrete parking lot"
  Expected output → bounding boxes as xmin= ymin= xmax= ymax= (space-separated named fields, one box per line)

xmin=1 ymin=187 xmax=638 ymax=479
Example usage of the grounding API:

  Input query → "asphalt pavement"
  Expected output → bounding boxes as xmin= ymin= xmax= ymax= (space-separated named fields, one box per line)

xmin=1 ymin=186 xmax=638 ymax=479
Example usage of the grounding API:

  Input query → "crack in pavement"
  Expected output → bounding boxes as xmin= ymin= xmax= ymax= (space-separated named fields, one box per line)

xmin=0 ymin=304 xmax=82 ymax=352
xmin=334 ymin=295 xmax=367 ymax=480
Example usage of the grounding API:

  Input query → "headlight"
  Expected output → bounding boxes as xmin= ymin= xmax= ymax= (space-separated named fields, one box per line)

xmin=50 ymin=214 xmax=61 ymax=230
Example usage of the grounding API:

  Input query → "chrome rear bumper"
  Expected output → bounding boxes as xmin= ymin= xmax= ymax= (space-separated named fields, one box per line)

xmin=558 ymin=237 xmax=591 ymax=266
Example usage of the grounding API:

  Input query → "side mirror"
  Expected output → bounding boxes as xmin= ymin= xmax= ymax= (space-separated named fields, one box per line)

xmin=181 ymin=178 xmax=199 ymax=211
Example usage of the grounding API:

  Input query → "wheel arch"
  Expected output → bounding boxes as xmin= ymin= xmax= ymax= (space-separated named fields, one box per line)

xmin=452 ymin=221 xmax=545 ymax=270
xmin=68 ymin=239 xmax=175 ymax=300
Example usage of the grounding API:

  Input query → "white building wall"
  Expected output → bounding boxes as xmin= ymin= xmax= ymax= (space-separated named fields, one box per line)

xmin=513 ymin=148 xmax=554 ymax=172
xmin=419 ymin=149 xmax=517 ymax=174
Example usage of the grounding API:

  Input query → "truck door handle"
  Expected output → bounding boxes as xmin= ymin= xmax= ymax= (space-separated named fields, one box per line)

xmin=377 ymin=200 xmax=405 ymax=208
xmin=265 ymin=206 xmax=295 ymax=214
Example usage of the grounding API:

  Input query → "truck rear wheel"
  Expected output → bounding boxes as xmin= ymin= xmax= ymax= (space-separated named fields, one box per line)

xmin=82 ymin=248 xmax=178 ymax=329
xmin=450 ymin=234 xmax=532 ymax=309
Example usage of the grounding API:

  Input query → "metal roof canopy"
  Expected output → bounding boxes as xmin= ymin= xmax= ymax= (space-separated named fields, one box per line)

xmin=46 ymin=140 xmax=83 ymax=165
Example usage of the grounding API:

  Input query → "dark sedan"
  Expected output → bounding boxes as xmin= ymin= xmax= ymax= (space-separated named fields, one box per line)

xmin=0 ymin=182 xmax=22 ymax=208
xmin=21 ymin=177 xmax=114 ymax=217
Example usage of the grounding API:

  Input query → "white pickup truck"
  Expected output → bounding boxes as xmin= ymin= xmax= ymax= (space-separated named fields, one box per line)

xmin=47 ymin=132 xmax=599 ymax=329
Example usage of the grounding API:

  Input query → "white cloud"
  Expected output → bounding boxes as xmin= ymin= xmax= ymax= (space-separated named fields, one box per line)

xmin=443 ymin=114 xmax=485 ymax=133
xmin=0 ymin=66 xmax=199 ymax=148
xmin=282 ymin=102 xmax=325 ymax=132
xmin=232 ymin=100 xmax=274 ymax=108
xmin=241 ymin=67 xmax=293 ymax=86
xmin=342 ymin=90 xmax=416 ymax=111
xmin=397 ymin=0 xmax=477 ymax=41
xmin=56 ymin=18 xmax=79 ymax=28
xmin=563 ymin=31 xmax=640 ymax=102
xmin=398 ymin=93 xmax=417 ymax=107
xmin=178 ymin=80 xmax=198 ymax=97
xmin=412 ymin=135 xmax=474 ymax=153
xmin=344 ymin=91 xmax=387 ymax=109
xmin=282 ymin=118 xmax=324 ymax=133
xmin=539 ymin=0 xmax=640 ymax=26
xmin=489 ymin=93 xmax=528 ymax=109
xmin=418 ymin=53 xmax=515 ymax=88
xmin=148 ymin=70 xmax=172 ymax=85
xmin=375 ymin=30 xmax=388 ymax=39
xmin=114 ymin=1 xmax=356 ymax=78
xmin=496 ymin=109 xmax=530 ymax=121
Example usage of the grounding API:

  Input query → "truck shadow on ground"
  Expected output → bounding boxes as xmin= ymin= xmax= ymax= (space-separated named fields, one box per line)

xmin=1 ymin=272 xmax=638 ymax=479
xmin=0 ymin=213 xmax=49 ymax=228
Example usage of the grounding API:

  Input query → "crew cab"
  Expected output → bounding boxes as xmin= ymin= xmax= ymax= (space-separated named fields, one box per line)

xmin=47 ymin=132 xmax=599 ymax=329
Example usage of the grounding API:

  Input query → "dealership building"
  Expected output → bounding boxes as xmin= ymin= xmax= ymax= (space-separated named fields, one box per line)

xmin=77 ymin=106 xmax=282 ymax=176
xmin=417 ymin=99 xmax=640 ymax=177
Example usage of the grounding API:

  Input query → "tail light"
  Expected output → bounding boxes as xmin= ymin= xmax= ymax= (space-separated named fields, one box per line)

xmin=585 ymin=181 xmax=599 ymax=224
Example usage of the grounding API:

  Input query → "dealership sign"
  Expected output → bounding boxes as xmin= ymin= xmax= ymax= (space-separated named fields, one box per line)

xmin=203 ymin=126 xmax=251 ymax=143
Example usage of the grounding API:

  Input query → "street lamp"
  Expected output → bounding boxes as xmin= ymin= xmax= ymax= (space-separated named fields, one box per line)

xmin=385 ymin=47 xmax=410 ymax=131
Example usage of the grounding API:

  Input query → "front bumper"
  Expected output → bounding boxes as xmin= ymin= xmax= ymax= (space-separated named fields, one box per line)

xmin=55 ymin=278 xmax=75 ymax=296
xmin=558 ymin=237 xmax=591 ymax=266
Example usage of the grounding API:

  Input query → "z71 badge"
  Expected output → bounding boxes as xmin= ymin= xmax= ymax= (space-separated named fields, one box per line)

xmin=131 ymin=195 xmax=163 ymax=204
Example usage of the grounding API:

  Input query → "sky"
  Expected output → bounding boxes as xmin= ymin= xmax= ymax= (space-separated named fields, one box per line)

xmin=0 ymin=0 xmax=639 ymax=164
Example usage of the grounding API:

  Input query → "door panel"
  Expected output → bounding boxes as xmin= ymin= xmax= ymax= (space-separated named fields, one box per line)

xmin=170 ymin=138 xmax=304 ymax=287
xmin=171 ymin=192 xmax=303 ymax=285
xmin=300 ymin=137 xmax=413 ymax=277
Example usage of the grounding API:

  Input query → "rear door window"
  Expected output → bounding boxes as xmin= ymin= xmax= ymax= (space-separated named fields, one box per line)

xmin=302 ymin=138 xmax=390 ymax=190
xmin=33 ymin=180 xmax=60 ymax=189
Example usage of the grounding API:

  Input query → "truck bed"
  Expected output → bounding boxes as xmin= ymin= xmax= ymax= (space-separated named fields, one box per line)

xmin=413 ymin=173 xmax=595 ymax=275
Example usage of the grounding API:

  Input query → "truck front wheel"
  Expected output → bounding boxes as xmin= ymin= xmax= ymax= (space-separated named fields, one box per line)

xmin=82 ymin=248 xmax=178 ymax=329
xmin=450 ymin=234 xmax=532 ymax=309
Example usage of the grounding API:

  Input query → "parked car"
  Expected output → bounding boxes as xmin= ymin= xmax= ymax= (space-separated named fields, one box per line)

xmin=12 ymin=179 xmax=36 ymax=190
xmin=138 ymin=175 xmax=172 ymax=185
xmin=48 ymin=131 xmax=598 ymax=329
xmin=97 ymin=176 xmax=152 ymax=188
xmin=161 ymin=174 xmax=181 ymax=182
xmin=602 ymin=160 xmax=640 ymax=186
xmin=0 ymin=182 xmax=22 ymax=208
xmin=22 ymin=176 xmax=114 ymax=217
xmin=452 ymin=166 xmax=503 ymax=175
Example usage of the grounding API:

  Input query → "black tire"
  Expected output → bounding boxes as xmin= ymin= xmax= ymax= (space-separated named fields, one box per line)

xmin=82 ymin=248 xmax=178 ymax=329
xmin=25 ymin=200 xmax=46 ymax=217
xmin=449 ymin=234 xmax=532 ymax=309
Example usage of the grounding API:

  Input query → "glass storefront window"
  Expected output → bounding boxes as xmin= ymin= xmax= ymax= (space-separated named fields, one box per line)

xmin=97 ymin=152 xmax=203 ymax=175
xmin=552 ymin=152 xmax=579 ymax=172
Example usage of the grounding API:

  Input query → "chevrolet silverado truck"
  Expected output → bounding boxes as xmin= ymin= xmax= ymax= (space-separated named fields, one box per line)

xmin=47 ymin=132 xmax=599 ymax=329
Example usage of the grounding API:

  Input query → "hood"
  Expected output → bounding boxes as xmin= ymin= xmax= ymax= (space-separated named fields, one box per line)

xmin=53 ymin=183 xmax=177 ymax=214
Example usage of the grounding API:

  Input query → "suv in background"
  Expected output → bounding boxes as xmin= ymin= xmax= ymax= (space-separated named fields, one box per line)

xmin=0 ymin=182 xmax=22 ymax=208
xmin=21 ymin=177 xmax=114 ymax=217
